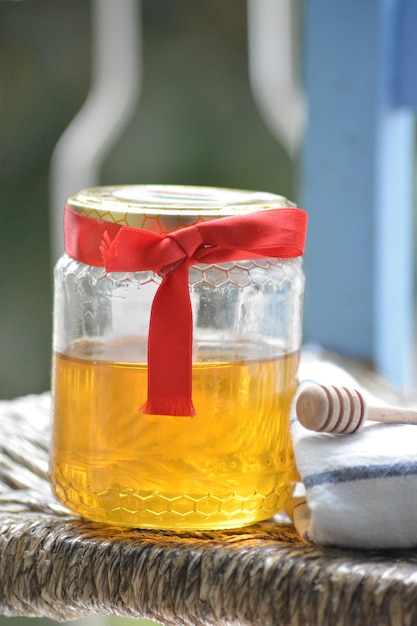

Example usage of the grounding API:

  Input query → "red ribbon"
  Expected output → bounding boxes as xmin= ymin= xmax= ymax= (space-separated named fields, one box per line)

xmin=64 ymin=205 xmax=307 ymax=416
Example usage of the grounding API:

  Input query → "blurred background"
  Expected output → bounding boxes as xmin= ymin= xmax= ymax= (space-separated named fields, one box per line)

xmin=0 ymin=0 xmax=296 ymax=401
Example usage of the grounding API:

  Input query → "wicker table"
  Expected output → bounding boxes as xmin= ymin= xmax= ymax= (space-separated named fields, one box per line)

xmin=1 ymin=391 xmax=417 ymax=626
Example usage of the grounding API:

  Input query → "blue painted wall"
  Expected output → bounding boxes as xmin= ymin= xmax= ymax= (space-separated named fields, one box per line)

xmin=301 ymin=0 xmax=415 ymax=388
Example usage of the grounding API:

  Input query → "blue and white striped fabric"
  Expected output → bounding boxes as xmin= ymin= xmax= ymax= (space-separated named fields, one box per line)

xmin=290 ymin=354 xmax=417 ymax=549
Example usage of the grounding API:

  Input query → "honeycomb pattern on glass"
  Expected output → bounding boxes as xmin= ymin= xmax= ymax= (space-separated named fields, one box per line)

xmin=59 ymin=253 xmax=297 ymax=294
xmin=53 ymin=476 xmax=295 ymax=529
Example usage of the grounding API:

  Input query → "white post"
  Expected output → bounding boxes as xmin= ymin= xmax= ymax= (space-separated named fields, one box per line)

xmin=50 ymin=0 xmax=142 ymax=262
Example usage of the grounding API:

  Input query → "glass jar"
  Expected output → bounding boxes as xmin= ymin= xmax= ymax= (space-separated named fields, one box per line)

xmin=50 ymin=184 xmax=307 ymax=530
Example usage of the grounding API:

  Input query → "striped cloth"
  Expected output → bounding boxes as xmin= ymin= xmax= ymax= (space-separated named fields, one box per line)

xmin=290 ymin=354 xmax=417 ymax=549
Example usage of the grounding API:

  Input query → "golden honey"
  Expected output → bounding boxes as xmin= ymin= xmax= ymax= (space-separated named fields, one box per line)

xmin=50 ymin=338 xmax=299 ymax=529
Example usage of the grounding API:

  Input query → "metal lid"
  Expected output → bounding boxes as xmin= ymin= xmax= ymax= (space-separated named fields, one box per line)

xmin=67 ymin=184 xmax=294 ymax=234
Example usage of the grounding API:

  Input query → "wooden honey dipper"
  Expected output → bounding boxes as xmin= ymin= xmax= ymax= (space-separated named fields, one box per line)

xmin=296 ymin=384 xmax=417 ymax=434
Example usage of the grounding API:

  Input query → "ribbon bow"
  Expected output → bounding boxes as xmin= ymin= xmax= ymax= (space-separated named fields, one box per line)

xmin=64 ymin=205 xmax=307 ymax=416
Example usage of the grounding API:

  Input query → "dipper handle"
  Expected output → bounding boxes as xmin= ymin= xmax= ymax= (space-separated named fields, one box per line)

xmin=296 ymin=384 xmax=417 ymax=434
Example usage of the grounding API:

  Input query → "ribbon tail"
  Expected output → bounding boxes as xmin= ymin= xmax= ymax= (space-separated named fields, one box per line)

xmin=140 ymin=262 xmax=195 ymax=417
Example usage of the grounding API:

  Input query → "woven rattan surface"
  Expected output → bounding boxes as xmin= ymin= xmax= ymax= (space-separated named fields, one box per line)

xmin=1 ymin=392 xmax=417 ymax=626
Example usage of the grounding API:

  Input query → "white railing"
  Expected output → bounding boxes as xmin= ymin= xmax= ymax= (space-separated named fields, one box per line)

xmin=49 ymin=0 xmax=142 ymax=261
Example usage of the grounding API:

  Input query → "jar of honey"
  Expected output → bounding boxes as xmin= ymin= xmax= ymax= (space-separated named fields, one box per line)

xmin=50 ymin=185 xmax=307 ymax=529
